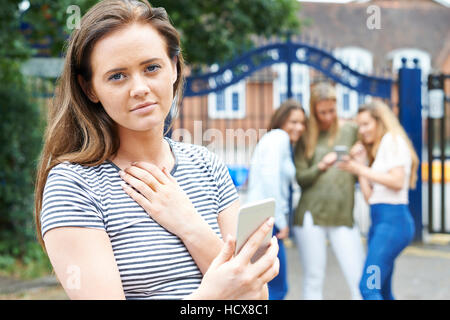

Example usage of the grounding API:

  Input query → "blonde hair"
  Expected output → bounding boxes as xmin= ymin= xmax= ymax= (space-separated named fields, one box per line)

xmin=357 ymin=100 xmax=419 ymax=189
xmin=304 ymin=82 xmax=338 ymax=159
xmin=34 ymin=0 xmax=185 ymax=248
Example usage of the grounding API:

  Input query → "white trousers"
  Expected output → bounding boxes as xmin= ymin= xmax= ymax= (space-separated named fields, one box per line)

xmin=293 ymin=212 xmax=365 ymax=300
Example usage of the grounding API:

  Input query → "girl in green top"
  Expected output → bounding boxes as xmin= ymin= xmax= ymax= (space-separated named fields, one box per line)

xmin=292 ymin=82 xmax=365 ymax=300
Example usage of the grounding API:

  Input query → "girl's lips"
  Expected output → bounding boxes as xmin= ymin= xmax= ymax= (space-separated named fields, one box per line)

xmin=131 ymin=103 xmax=156 ymax=114
xmin=131 ymin=101 xmax=157 ymax=111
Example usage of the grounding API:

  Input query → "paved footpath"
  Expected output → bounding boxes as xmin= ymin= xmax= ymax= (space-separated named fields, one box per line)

xmin=1 ymin=236 xmax=449 ymax=300
xmin=284 ymin=236 xmax=450 ymax=300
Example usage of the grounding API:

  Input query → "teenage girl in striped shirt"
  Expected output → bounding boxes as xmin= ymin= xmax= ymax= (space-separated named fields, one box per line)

xmin=35 ymin=0 xmax=278 ymax=299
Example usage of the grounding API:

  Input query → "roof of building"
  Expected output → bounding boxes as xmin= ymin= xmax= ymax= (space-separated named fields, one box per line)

xmin=297 ymin=0 xmax=450 ymax=70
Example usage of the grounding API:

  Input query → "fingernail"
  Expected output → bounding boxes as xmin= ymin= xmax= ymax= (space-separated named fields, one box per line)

xmin=131 ymin=162 xmax=137 ymax=166
xmin=119 ymin=170 xmax=124 ymax=177
xmin=266 ymin=217 xmax=274 ymax=226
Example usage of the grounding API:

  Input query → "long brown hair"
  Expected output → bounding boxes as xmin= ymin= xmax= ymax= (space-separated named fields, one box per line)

xmin=34 ymin=0 xmax=185 ymax=248
xmin=357 ymin=100 xmax=419 ymax=189
xmin=304 ymin=82 xmax=339 ymax=159
xmin=267 ymin=98 xmax=305 ymax=131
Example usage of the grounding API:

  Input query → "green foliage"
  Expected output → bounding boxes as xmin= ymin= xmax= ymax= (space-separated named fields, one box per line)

xmin=0 ymin=1 xmax=31 ymax=60
xmin=20 ymin=0 xmax=301 ymax=66
xmin=20 ymin=0 xmax=98 ymax=57
xmin=0 ymin=76 xmax=49 ymax=278
xmin=0 ymin=1 xmax=33 ymax=86
xmin=151 ymin=0 xmax=301 ymax=66
xmin=0 ymin=242 xmax=52 ymax=279
xmin=0 ymin=2 xmax=55 ymax=279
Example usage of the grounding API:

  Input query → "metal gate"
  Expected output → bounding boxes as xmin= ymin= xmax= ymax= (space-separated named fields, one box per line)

xmin=426 ymin=73 xmax=450 ymax=234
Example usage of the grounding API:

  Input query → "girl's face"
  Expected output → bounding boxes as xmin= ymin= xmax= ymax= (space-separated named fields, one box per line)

xmin=315 ymin=99 xmax=336 ymax=130
xmin=356 ymin=111 xmax=378 ymax=144
xmin=281 ymin=109 xmax=306 ymax=144
xmin=86 ymin=23 xmax=177 ymax=134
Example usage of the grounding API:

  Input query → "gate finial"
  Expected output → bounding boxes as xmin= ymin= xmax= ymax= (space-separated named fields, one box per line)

xmin=401 ymin=57 xmax=407 ymax=67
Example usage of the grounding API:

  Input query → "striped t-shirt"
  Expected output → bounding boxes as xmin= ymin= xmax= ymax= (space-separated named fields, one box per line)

xmin=40 ymin=137 xmax=239 ymax=299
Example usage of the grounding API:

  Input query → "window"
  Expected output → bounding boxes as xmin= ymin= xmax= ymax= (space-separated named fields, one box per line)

xmin=208 ymin=79 xmax=246 ymax=119
xmin=343 ymin=93 xmax=350 ymax=112
xmin=333 ymin=47 xmax=373 ymax=119
xmin=273 ymin=63 xmax=310 ymax=114
xmin=232 ymin=92 xmax=239 ymax=111
xmin=216 ymin=91 xmax=225 ymax=111
xmin=358 ymin=94 xmax=366 ymax=107
xmin=297 ymin=72 xmax=303 ymax=85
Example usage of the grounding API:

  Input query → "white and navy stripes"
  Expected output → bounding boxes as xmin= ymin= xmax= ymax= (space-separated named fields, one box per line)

xmin=40 ymin=138 xmax=239 ymax=299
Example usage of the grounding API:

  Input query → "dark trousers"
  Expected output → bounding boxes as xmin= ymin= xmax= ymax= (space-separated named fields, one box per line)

xmin=268 ymin=226 xmax=288 ymax=300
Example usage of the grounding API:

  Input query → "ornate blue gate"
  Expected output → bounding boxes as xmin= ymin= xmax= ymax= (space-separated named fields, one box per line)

xmin=184 ymin=37 xmax=392 ymax=98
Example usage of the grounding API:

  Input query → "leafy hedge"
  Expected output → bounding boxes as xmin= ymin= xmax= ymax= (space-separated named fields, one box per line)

xmin=0 ymin=80 xmax=51 ymax=277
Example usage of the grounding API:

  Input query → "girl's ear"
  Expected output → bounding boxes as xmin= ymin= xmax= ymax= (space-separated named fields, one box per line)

xmin=77 ymin=75 xmax=99 ymax=103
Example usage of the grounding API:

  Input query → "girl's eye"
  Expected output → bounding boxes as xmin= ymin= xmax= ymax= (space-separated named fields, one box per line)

xmin=108 ymin=73 xmax=125 ymax=81
xmin=146 ymin=64 xmax=161 ymax=73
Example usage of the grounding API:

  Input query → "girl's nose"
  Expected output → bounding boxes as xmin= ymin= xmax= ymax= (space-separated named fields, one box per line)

xmin=130 ymin=75 xmax=150 ymax=98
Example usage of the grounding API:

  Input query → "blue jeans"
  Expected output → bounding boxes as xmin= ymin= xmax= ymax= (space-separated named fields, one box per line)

xmin=268 ymin=226 xmax=288 ymax=300
xmin=359 ymin=204 xmax=415 ymax=300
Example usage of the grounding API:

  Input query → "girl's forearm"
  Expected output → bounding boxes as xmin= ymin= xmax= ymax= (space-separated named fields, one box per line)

xmin=357 ymin=165 xmax=404 ymax=191
xmin=180 ymin=217 xmax=223 ymax=274
xmin=358 ymin=175 xmax=373 ymax=203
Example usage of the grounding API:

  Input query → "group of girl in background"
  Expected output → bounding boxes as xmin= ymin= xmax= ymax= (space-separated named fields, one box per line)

xmin=247 ymin=82 xmax=418 ymax=300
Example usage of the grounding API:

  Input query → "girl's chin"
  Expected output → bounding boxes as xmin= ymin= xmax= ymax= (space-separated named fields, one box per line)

xmin=363 ymin=137 xmax=374 ymax=144
xmin=119 ymin=120 xmax=165 ymax=133
xmin=291 ymin=134 xmax=302 ymax=143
